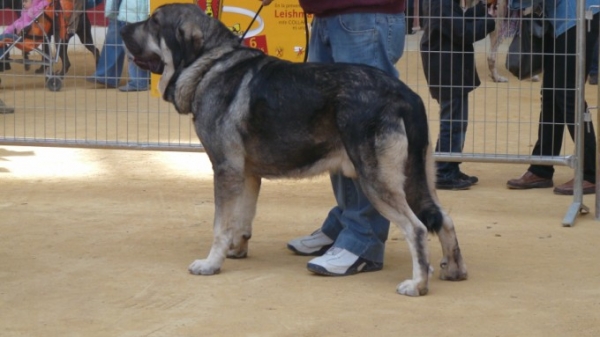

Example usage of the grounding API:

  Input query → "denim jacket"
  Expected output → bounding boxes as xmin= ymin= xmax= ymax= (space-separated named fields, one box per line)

xmin=105 ymin=0 xmax=149 ymax=23
xmin=544 ymin=0 xmax=600 ymax=36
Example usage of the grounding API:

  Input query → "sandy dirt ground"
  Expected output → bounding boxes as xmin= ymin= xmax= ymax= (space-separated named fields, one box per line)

xmin=2 ymin=146 xmax=600 ymax=337
xmin=1 ymin=34 xmax=600 ymax=336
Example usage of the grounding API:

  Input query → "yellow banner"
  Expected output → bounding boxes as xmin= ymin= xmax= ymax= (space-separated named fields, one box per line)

xmin=202 ymin=0 xmax=311 ymax=62
xmin=148 ymin=0 xmax=311 ymax=97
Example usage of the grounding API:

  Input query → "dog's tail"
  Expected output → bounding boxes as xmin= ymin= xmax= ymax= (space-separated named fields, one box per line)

xmin=401 ymin=89 xmax=444 ymax=234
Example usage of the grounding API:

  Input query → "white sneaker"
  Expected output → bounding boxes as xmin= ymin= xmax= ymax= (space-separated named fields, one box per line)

xmin=287 ymin=229 xmax=334 ymax=256
xmin=307 ymin=247 xmax=383 ymax=276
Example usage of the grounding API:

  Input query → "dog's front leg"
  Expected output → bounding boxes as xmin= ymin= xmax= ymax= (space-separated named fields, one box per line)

xmin=227 ymin=175 xmax=261 ymax=259
xmin=189 ymin=171 xmax=246 ymax=275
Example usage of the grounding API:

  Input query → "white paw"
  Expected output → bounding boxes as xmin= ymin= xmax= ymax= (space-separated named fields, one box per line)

xmin=491 ymin=74 xmax=509 ymax=83
xmin=396 ymin=279 xmax=426 ymax=297
xmin=531 ymin=75 xmax=540 ymax=82
xmin=188 ymin=259 xmax=221 ymax=275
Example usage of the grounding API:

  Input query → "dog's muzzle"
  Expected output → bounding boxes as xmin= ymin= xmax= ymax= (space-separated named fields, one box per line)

xmin=133 ymin=57 xmax=165 ymax=75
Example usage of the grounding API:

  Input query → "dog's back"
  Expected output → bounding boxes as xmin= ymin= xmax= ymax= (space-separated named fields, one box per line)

xmin=223 ymin=55 xmax=444 ymax=233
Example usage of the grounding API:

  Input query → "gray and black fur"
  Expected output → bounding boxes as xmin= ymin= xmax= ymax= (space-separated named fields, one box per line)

xmin=120 ymin=3 xmax=467 ymax=296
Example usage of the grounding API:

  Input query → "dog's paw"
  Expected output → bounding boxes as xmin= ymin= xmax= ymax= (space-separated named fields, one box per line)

xmin=396 ymin=279 xmax=428 ymax=297
xmin=490 ymin=74 xmax=509 ymax=83
xmin=227 ymin=238 xmax=249 ymax=259
xmin=188 ymin=259 xmax=221 ymax=275
xmin=227 ymin=249 xmax=247 ymax=259
xmin=439 ymin=257 xmax=468 ymax=281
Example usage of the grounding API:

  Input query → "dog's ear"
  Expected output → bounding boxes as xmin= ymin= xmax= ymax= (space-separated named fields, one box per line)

xmin=177 ymin=21 xmax=204 ymax=66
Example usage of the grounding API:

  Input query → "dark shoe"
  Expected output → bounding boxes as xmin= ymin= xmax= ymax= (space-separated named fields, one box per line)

xmin=307 ymin=247 xmax=383 ymax=276
xmin=589 ymin=74 xmax=598 ymax=85
xmin=0 ymin=99 xmax=14 ymax=114
xmin=0 ymin=61 xmax=11 ymax=72
xmin=436 ymin=176 xmax=473 ymax=190
xmin=506 ymin=171 xmax=553 ymax=189
xmin=118 ymin=84 xmax=148 ymax=92
xmin=458 ymin=171 xmax=479 ymax=185
xmin=553 ymin=179 xmax=595 ymax=195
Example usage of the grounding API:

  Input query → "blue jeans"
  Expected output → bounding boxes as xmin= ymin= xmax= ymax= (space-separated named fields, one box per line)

xmin=91 ymin=19 xmax=149 ymax=89
xmin=309 ymin=12 xmax=405 ymax=264
xmin=0 ymin=33 xmax=20 ymax=60
xmin=435 ymin=93 xmax=468 ymax=180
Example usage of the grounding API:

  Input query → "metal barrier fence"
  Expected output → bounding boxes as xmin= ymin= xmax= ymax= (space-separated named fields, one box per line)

xmin=0 ymin=3 xmax=596 ymax=226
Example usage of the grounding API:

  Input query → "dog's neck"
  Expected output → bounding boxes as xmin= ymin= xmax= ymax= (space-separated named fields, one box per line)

xmin=167 ymin=46 xmax=237 ymax=114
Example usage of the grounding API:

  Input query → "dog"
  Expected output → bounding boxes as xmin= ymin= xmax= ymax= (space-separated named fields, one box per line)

xmin=466 ymin=0 xmax=539 ymax=83
xmin=0 ymin=0 xmax=100 ymax=74
xmin=120 ymin=3 xmax=468 ymax=296
xmin=483 ymin=0 xmax=509 ymax=82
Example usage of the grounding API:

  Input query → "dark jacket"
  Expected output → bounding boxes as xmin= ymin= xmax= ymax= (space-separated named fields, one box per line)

xmin=299 ymin=0 xmax=406 ymax=17
xmin=420 ymin=0 xmax=495 ymax=100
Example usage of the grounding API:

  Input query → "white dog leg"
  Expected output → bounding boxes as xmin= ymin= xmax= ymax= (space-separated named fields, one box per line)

xmin=189 ymin=172 xmax=245 ymax=275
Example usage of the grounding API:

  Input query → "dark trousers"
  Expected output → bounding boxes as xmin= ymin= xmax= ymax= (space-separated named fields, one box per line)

xmin=435 ymin=92 xmax=469 ymax=180
xmin=528 ymin=14 xmax=599 ymax=183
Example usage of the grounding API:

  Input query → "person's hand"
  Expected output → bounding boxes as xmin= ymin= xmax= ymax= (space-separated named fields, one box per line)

xmin=261 ymin=0 xmax=274 ymax=6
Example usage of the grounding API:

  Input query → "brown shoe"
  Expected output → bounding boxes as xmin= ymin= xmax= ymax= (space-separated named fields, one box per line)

xmin=506 ymin=171 xmax=553 ymax=189
xmin=553 ymin=179 xmax=595 ymax=195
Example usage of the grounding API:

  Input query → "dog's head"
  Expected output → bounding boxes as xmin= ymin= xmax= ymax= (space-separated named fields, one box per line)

xmin=120 ymin=4 xmax=239 ymax=103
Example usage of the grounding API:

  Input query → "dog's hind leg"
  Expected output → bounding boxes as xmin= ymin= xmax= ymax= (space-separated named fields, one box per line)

xmin=361 ymin=180 xmax=432 ymax=296
xmin=415 ymin=146 xmax=468 ymax=282
xmin=227 ymin=175 xmax=261 ymax=259
xmin=353 ymin=135 xmax=431 ymax=296
xmin=488 ymin=1 xmax=508 ymax=83
xmin=435 ymin=209 xmax=468 ymax=281
xmin=189 ymin=168 xmax=254 ymax=275
xmin=487 ymin=29 xmax=508 ymax=83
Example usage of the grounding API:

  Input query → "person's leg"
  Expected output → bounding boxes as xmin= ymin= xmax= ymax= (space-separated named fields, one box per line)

xmin=511 ymin=25 xmax=561 ymax=184
xmin=581 ymin=14 xmax=599 ymax=184
xmin=309 ymin=12 xmax=405 ymax=271
xmin=406 ymin=0 xmax=415 ymax=34
xmin=119 ymin=56 xmax=150 ymax=91
xmin=0 ymin=33 xmax=18 ymax=72
xmin=88 ymin=19 xmax=126 ymax=87
xmin=289 ymin=13 xmax=406 ymax=270
xmin=435 ymin=93 xmax=473 ymax=189
xmin=286 ymin=18 xmax=339 ymax=256
xmin=0 ymin=99 xmax=15 ymax=114
xmin=553 ymin=14 xmax=598 ymax=193
xmin=329 ymin=13 xmax=405 ymax=77
xmin=512 ymin=17 xmax=598 ymax=191
xmin=589 ymin=37 xmax=599 ymax=84
xmin=304 ymin=17 xmax=340 ymax=242
xmin=531 ymin=21 xmax=596 ymax=179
